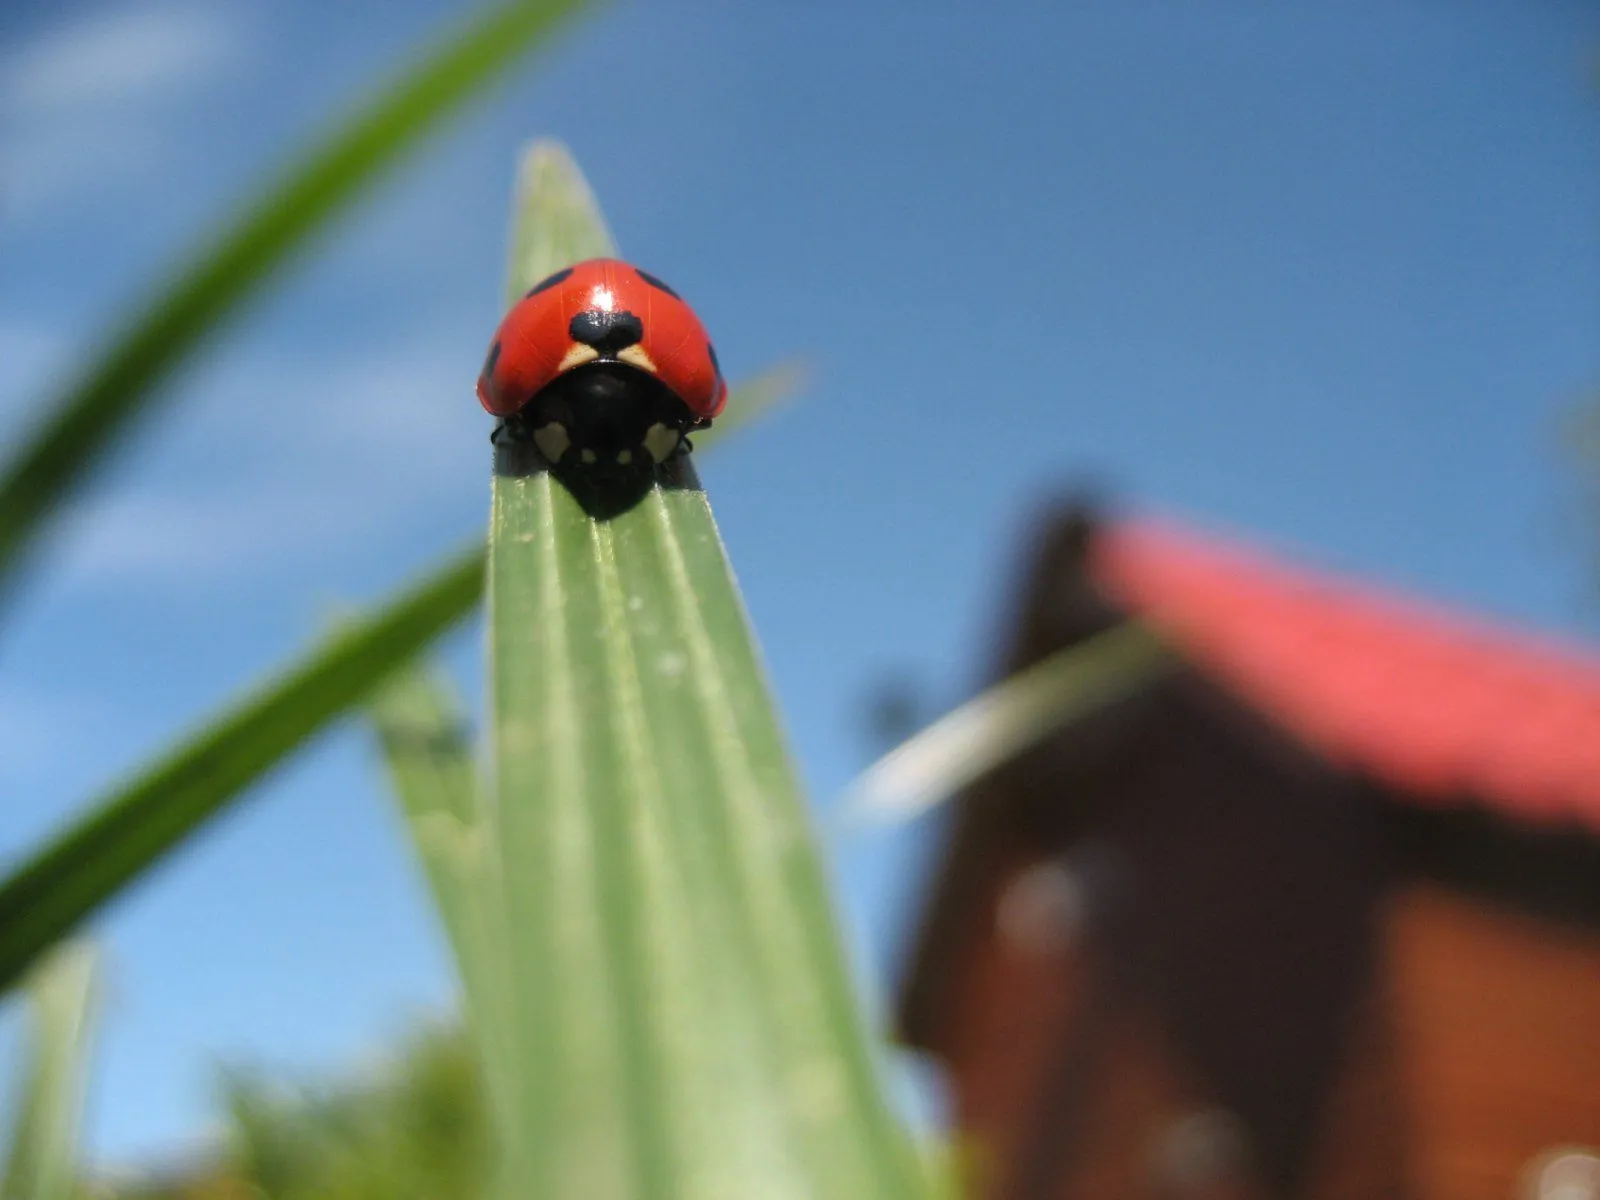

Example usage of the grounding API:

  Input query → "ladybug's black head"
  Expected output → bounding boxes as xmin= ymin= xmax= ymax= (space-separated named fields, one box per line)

xmin=505 ymin=361 xmax=694 ymax=474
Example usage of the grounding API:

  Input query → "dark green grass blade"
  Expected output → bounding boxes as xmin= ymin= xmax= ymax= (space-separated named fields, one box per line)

xmin=0 ymin=548 xmax=484 ymax=995
xmin=0 ymin=942 xmax=99 ymax=1200
xmin=0 ymin=0 xmax=590 ymax=612
xmin=484 ymin=143 xmax=927 ymax=1199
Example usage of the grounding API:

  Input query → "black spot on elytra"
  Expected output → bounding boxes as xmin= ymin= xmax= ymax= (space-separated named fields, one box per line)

xmin=635 ymin=269 xmax=680 ymax=299
xmin=569 ymin=309 xmax=644 ymax=354
xmin=525 ymin=266 xmax=574 ymax=298
xmin=706 ymin=342 xmax=721 ymax=376
xmin=482 ymin=340 xmax=501 ymax=378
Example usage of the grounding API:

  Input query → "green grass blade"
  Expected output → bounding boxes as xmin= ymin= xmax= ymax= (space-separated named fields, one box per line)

xmin=367 ymin=665 xmax=519 ymax=1164
xmin=696 ymin=362 xmax=803 ymax=454
xmin=1 ymin=942 xmax=100 ymax=1200
xmin=485 ymin=146 xmax=926 ymax=1199
xmin=845 ymin=622 xmax=1177 ymax=823
xmin=0 ymin=0 xmax=590 ymax=611
xmin=367 ymin=363 xmax=798 ymax=1200
xmin=369 ymin=667 xmax=490 ymax=981
xmin=0 ymin=547 xmax=485 ymax=995
xmin=506 ymin=141 xmax=618 ymax=306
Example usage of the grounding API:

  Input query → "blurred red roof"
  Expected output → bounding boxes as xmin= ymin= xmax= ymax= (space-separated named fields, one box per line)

xmin=1091 ymin=518 xmax=1600 ymax=834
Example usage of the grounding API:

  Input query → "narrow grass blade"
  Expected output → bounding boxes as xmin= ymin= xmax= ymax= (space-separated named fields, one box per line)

xmin=369 ymin=667 xmax=490 ymax=985
xmin=0 ymin=547 xmax=485 ymax=994
xmin=367 ymin=666 xmax=519 ymax=1156
xmin=0 ymin=0 xmax=591 ymax=612
xmin=1 ymin=942 xmax=100 ymax=1200
xmin=485 ymin=146 xmax=926 ymax=1199
xmin=696 ymin=362 xmax=804 ymax=453
xmin=845 ymin=622 xmax=1177 ymax=824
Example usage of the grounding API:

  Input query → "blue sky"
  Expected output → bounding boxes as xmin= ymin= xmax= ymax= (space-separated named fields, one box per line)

xmin=1 ymin=0 xmax=1596 ymax=1169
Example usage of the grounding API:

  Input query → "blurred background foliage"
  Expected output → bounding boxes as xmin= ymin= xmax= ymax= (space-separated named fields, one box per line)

xmin=112 ymin=1024 xmax=488 ymax=1200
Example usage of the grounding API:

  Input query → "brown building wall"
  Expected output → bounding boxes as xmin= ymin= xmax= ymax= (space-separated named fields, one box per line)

xmin=930 ymin=870 xmax=1600 ymax=1200
xmin=1385 ymin=884 xmax=1600 ymax=1200
xmin=936 ymin=846 xmax=1284 ymax=1200
xmin=938 ymin=847 xmax=1086 ymax=1196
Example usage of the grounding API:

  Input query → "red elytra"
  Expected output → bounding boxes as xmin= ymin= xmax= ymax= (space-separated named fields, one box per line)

xmin=476 ymin=257 xmax=727 ymax=422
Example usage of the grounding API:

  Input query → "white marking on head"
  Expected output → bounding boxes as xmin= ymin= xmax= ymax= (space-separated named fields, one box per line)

xmin=580 ymin=448 xmax=597 ymax=464
xmin=643 ymin=423 xmax=681 ymax=464
xmin=532 ymin=423 xmax=569 ymax=464
xmin=617 ymin=345 xmax=657 ymax=373
xmin=559 ymin=343 xmax=600 ymax=372
xmin=616 ymin=449 xmax=632 ymax=465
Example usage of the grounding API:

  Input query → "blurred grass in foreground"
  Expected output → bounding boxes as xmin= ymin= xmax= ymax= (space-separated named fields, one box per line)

xmin=1 ymin=943 xmax=100 ymax=1200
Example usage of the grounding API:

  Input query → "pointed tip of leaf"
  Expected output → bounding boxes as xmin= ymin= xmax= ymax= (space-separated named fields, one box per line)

xmin=516 ymin=139 xmax=592 ymax=193
xmin=506 ymin=139 xmax=617 ymax=299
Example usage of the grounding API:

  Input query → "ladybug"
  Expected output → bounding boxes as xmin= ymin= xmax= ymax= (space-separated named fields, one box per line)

xmin=476 ymin=257 xmax=728 ymax=469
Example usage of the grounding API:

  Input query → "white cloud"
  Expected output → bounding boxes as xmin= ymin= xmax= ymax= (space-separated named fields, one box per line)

xmin=183 ymin=336 xmax=482 ymax=473
xmin=0 ymin=6 xmax=236 ymax=114
xmin=46 ymin=336 xmax=486 ymax=590
xmin=0 ymin=119 xmax=167 ymax=222
xmin=0 ymin=300 xmax=485 ymax=593
xmin=0 ymin=5 xmax=243 ymax=219
xmin=53 ymin=490 xmax=291 ymax=583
